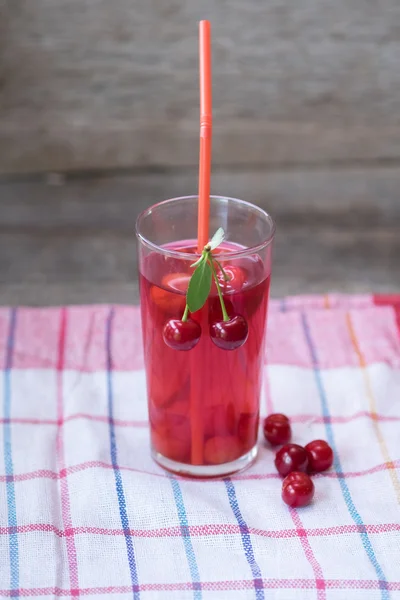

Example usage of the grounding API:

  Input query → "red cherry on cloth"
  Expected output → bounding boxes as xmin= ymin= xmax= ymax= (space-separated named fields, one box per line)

xmin=274 ymin=444 xmax=309 ymax=477
xmin=263 ymin=413 xmax=292 ymax=446
xmin=305 ymin=440 xmax=334 ymax=473
xmin=163 ymin=318 xmax=201 ymax=351
xmin=282 ymin=472 xmax=315 ymax=507
xmin=210 ymin=315 xmax=248 ymax=351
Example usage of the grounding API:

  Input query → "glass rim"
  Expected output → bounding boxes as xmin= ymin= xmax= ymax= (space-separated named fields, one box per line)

xmin=135 ymin=195 xmax=276 ymax=260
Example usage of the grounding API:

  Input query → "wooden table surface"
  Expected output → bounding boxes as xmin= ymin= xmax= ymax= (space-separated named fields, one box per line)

xmin=2 ymin=0 xmax=400 ymax=176
xmin=1 ymin=0 xmax=400 ymax=305
xmin=0 ymin=167 xmax=399 ymax=306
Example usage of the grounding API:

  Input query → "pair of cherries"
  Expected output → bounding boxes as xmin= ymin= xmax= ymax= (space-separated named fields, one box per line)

xmin=263 ymin=413 xmax=334 ymax=508
xmin=163 ymin=264 xmax=248 ymax=351
xmin=163 ymin=314 xmax=248 ymax=351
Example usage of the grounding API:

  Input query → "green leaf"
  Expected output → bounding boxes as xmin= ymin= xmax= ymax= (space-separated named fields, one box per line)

xmin=186 ymin=260 xmax=212 ymax=313
xmin=208 ymin=227 xmax=225 ymax=251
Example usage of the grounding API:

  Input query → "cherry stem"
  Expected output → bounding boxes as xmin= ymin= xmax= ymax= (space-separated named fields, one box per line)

xmin=214 ymin=258 xmax=230 ymax=282
xmin=208 ymin=255 xmax=230 ymax=322
xmin=182 ymin=304 xmax=189 ymax=322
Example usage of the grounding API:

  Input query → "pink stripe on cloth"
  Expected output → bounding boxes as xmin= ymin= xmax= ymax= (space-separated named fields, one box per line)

xmin=2 ymin=408 xmax=400 ymax=429
xmin=0 ymin=294 xmax=399 ymax=598
xmin=289 ymin=508 xmax=326 ymax=600
xmin=2 ymin=299 xmax=399 ymax=370
xmin=0 ymin=579 xmax=400 ymax=596
xmin=374 ymin=295 xmax=400 ymax=335
xmin=349 ymin=306 xmax=400 ymax=368
xmin=64 ymin=306 xmax=144 ymax=372
xmin=266 ymin=357 xmax=326 ymax=600
xmin=6 ymin=306 xmax=144 ymax=372
xmin=1 ymin=456 xmax=399 ymax=484
xmin=1 ymin=521 xmax=399 ymax=540
xmin=0 ymin=310 xmax=13 ymax=372
xmin=0 ymin=415 xmax=149 ymax=428
xmin=56 ymin=309 xmax=80 ymax=596
xmin=12 ymin=308 xmax=61 ymax=369
xmin=267 ymin=307 xmax=400 ymax=369
xmin=269 ymin=294 xmax=374 ymax=313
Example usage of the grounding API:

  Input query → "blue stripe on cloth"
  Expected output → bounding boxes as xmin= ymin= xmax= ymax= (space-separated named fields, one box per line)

xmin=224 ymin=479 xmax=265 ymax=600
xmin=169 ymin=477 xmax=202 ymax=600
xmin=106 ymin=308 xmax=140 ymax=600
xmin=301 ymin=312 xmax=389 ymax=600
xmin=3 ymin=308 xmax=19 ymax=595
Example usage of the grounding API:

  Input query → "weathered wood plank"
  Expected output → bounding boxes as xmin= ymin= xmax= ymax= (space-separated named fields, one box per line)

xmin=1 ymin=0 xmax=400 ymax=173
xmin=0 ymin=283 xmax=142 ymax=307
xmin=1 ymin=167 xmax=400 ymax=230
xmin=1 ymin=167 xmax=398 ymax=305
xmin=0 ymin=224 xmax=398 ymax=302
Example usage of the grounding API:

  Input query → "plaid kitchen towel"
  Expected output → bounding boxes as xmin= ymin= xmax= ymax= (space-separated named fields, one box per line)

xmin=0 ymin=294 xmax=399 ymax=600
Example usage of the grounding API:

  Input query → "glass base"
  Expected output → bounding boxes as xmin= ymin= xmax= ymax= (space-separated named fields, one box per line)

xmin=152 ymin=444 xmax=258 ymax=478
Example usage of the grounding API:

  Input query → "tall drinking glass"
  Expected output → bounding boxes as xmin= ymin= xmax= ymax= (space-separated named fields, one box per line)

xmin=136 ymin=196 xmax=275 ymax=477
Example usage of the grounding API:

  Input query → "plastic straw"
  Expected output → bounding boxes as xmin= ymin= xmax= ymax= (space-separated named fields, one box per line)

xmin=190 ymin=20 xmax=212 ymax=466
xmin=197 ymin=19 xmax=212 ymax=250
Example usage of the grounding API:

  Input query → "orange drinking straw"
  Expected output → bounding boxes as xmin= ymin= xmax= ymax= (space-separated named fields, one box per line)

xmin=190 ymin=20 xmax=212 ymax=466
xmin=197 ymin=20 xmax=212 ymax=250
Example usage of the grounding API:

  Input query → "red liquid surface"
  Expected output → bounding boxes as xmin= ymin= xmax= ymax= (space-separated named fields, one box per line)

xmin=139 ymin=241 xmax=271 ymax=466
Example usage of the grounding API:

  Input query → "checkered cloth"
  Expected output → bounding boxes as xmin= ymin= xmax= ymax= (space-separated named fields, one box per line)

xmin=0 ymin=294 xmax=399 ymax=600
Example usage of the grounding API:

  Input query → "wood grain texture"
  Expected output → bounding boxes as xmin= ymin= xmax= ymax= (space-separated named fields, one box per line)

xmin=0 ymin=224 xmax=398 ymax=306
xmin=2 ymin=167 xmax=400 ymax=230
xmin=1 ymin=225 xmax=397 ymax=286
xmin=0 ymin=168 xmax=398 ymax=304
xmin=1 ymin=0 xmax=400 ymax=173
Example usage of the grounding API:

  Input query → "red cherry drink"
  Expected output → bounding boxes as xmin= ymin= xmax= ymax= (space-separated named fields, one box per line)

xmin=139 ymin=240 xmax=271 ymax=469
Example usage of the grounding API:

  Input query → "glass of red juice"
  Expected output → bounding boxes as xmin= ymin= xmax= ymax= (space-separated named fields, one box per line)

xmin=136 ymin=195 xmax=275 ymax=477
